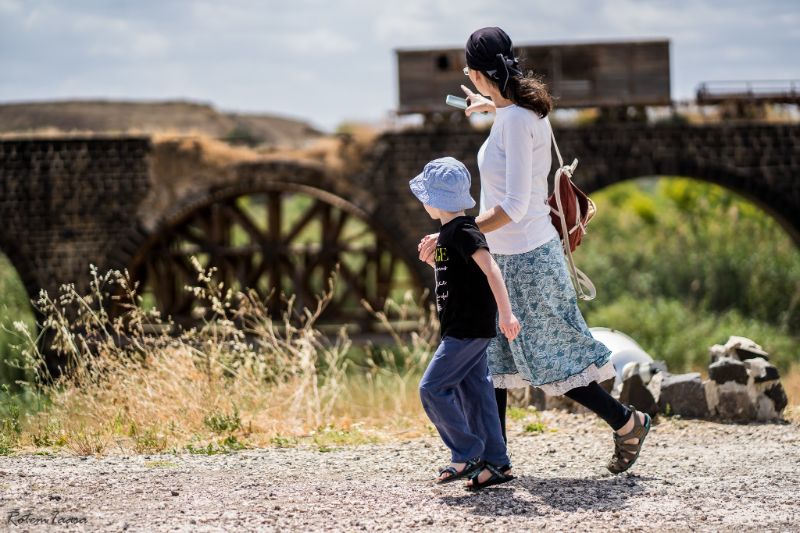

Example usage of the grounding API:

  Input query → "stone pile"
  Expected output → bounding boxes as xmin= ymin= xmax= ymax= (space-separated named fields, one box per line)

xmin=704 ymin=337 xmax=788 ymax=421
xmin=620 ymin=336 xmax=787 ymax=421
xmin=521 ymin=336 xmax=789 ymax=422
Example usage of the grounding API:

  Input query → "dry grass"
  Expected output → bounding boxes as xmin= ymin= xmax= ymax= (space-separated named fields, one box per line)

xmin=258 ymin=123 xmax=379 ymax=176
xmin=151 ymin=132 xmax=263 ymax=167
xmin=4 ymin=262 xmax=435 ymax=456
xmin=782 ymin=364 xmax=800 ymax=423
xmin=784 ymin=364 xmax=800 ymax=404
xmin=150 ymin=125 xmax=378 ymax=175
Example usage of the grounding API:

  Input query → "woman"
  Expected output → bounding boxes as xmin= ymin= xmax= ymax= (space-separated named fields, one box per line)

xmin=418 ymin=27 xmax=651 ymax=487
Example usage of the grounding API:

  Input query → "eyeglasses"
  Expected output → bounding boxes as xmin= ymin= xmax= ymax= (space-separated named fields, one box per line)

xmin=463 ymin=66 xmax=470 ymax=76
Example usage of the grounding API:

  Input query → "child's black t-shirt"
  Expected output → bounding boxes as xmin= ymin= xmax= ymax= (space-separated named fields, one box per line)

xmin=434 ymin=215 xmax=498 ymax=339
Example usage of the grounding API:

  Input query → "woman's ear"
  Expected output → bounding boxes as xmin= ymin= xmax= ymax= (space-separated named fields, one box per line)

xmin=469 ymin=69 xmax=484 ymax=92
xmin=472 ymin=70 xmax=495 ymax=95
xmin=470 ymin=69 xmax=483 ymax=83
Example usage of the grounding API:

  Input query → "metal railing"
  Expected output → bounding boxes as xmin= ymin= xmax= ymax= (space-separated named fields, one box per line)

xmin=697 ymin=80 xmax=800 ymax=104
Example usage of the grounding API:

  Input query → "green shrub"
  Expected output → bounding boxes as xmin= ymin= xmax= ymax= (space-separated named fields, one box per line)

xmin=579 ymin=178 xmax=800 ymax=329
xmin=584 ymin=295 xmax=798 ymax=373
xmin=524 ymin=422 xmax=547 ymax=434
xmin=0 ymin=254 xmax=37 ymax=390
xmin=203 ymin=404 xmax=242 ymax=433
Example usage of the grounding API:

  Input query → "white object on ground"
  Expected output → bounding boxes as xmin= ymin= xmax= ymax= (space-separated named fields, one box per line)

xmin=589 ymin=327 xmax=654 ymax=389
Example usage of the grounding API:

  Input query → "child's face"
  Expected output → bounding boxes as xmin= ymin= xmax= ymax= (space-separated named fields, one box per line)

xmin=423 ymin=204 xmax=439 ymax=219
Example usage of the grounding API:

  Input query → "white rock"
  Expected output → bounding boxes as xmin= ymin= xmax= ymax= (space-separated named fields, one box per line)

xmin=709 ymin=344 xmax=727 ymax=363
xmin=723 ymin=336 xmax=769 ymax=358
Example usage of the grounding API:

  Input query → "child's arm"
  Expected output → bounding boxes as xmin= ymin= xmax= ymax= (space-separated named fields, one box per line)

xmin=471 ymin=248 xmax=521 ymax=341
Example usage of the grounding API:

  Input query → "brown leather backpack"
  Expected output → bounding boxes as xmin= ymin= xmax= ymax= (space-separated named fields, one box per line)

xmin=546 ymin=118 xmax=597 ymax=300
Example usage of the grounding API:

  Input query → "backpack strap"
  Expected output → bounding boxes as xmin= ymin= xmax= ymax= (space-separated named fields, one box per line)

xmin=547 ymin=116 xmax=565 ymax=168
xmin=546 ymin=117 xmax=596 ymax=301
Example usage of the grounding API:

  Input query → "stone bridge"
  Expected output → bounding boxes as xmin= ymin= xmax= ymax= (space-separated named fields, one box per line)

xmin=1 ymin=122 xmax=798 ymax=369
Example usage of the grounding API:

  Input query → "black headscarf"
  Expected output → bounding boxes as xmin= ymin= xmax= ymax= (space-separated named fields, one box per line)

xmin=465 ymin=27 xmax=523 ymax=96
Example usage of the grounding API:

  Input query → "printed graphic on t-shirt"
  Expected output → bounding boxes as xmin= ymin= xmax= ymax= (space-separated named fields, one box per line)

xmin=434 ymin=245 xmax=449 ymax=312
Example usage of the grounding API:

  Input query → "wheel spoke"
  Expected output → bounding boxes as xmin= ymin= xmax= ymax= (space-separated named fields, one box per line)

xmin=284 ymin=199 xmax=324 ymax=243
xmin=221 ymin=202 xmax=267 ymax=244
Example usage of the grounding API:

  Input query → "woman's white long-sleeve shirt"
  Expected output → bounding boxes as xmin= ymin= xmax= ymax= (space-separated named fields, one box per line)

xmin=477 ymin=103 xmax=559 ymax=255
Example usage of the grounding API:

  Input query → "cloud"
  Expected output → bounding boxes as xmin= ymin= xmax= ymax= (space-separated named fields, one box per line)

xmin=0 ymin=0 xmax=798 ymax=130
xmin=0 ymin=0 xmax=21 ymax=14
xmin=284 ymin=28 xmax=356 ymax=54
xmin=371 ymin=1 xmax=438 ymax=45
xmin=74 ymin=15 xmax=170 ymax=58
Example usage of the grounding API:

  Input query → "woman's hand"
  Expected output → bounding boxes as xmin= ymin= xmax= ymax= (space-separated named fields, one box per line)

xmin=418 ymin=233 xmax=439 ymax=266
xmin=461 ymin=84 xmax=495 ymax=116
xmin=499 ymin=312 xmax=521 ymax=341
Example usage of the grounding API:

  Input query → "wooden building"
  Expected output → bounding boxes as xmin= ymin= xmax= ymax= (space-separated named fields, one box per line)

xmin=396 ymin=39 xmax=671 ymax=114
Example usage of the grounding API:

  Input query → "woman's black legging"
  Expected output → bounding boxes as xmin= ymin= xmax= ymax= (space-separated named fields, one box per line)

xmin=494 ymin=381 xmax=632 ymax=443
xmin=494 ymin=386 xmax=508 ymax=443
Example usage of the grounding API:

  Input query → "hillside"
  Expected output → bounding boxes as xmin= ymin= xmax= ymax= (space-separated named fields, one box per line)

xmin=0 ymin=100 xmax=321 ymax=146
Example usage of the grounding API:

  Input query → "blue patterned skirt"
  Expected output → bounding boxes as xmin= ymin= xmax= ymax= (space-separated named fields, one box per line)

xmin=487 ymin=236 xmax=615 ymax=396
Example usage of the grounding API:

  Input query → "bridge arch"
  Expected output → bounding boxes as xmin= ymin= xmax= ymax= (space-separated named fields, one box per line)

xmin=124 ymin=160 xmax=426 ymax=331
xmin=582 ymin=168 xmax=798 ymax=247
xmin=557 ymin=124 xmax=800 ymax=247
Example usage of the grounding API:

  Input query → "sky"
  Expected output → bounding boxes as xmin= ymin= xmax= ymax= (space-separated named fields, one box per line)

xmin=0 ymin=0 xmax=798 ymax=131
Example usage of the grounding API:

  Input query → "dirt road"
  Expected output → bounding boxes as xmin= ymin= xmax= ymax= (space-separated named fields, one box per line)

xmin=1 ymin=411 xmax=798 ymax=532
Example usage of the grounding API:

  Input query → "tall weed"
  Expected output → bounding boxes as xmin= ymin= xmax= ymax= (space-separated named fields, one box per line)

xmin=5 ymin=261 xmax=436 ymax=455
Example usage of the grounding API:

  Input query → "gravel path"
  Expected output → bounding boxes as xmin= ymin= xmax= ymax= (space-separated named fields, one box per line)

xmin=1 ymin=411 xmax=798 ymax=532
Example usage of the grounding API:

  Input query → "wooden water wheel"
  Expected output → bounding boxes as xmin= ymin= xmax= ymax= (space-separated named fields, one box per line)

xmin=130 ymin=183 xmax=422 ymax=331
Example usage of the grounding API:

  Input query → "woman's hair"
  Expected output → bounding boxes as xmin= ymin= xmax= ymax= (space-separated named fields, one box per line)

xmin=465 ymin=27 xmax=553 ymax=117
xmin=494 ymin=70 xmax=553 ymax=118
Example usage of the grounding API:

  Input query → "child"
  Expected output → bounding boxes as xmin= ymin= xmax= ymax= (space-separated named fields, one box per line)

xmin=409 ymin=156 xmax=521 ymax=491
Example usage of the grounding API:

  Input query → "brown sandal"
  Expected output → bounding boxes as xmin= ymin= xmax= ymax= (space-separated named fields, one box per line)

xmin=607 ymin=407 xmax=651 ymax=474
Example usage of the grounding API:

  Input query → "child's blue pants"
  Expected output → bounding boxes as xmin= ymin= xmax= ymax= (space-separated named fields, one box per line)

xmin=419 ymin=336 xmax=510 ymax=466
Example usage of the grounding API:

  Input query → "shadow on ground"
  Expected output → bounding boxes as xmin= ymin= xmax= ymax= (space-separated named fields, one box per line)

xmin=439 ymin=474 xmax=652 ymax=516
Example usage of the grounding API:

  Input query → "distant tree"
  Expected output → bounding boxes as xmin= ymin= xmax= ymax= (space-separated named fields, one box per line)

xmin=223 ymin=125 xmax=263 ymax=147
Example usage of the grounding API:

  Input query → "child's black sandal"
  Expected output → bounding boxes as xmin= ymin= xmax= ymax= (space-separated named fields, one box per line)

xmin=436 ymin=457 xmax=484 ymax=484
xmin=465 ymin=462 xmax=516 ymax=491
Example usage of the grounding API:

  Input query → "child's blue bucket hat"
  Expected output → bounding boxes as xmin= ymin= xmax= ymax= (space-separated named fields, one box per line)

xmin=409 ymin=157 xmax=475 ymax=212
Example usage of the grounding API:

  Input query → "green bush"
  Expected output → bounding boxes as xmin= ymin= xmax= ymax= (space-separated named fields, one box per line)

xmin=579 ymin=178 xmax=800 ymax=329
xmin=578 ymin=177 xmax=800 ymax=372
xmin=0 ymin=254 xmax=36 ymax=389
xmin=584 ymin=296 xmax=798 ymax=373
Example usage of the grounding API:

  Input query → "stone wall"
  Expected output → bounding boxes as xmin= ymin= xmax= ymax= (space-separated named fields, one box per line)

xmin=0 ymin=137 xmax=152 ymax=305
